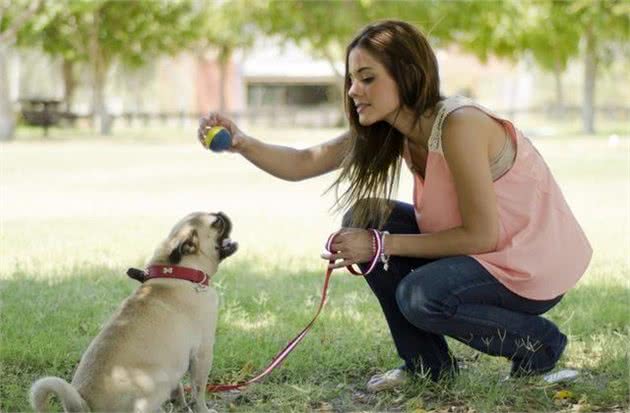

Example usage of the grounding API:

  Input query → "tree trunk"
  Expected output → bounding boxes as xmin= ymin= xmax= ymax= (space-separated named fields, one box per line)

xmin=218 ymin=58 xmax=226 ymax=113
xmin=217 ymin=47 xmax=232 ymax=113
xmin=0 ymin=0 xmax=43 ymax=44
xmin=0 ymin=44 xmax=15 ymax=141
xmin=89 ymin=9 xmax=112 ymax=135
xmin=92 ymin=59 xmax=112 ymax=134
xmin=322 ymin=46 xmax=345 ymax=104
xmin=553 ymin=60 xmax=565 ymax=118
xmin=62 ymin=59 xmax=76 ymax=112
xmin=582 ymin=26 xmax=597 ymax=134
xmin=0 ymin=0 xmax=43 ymax=141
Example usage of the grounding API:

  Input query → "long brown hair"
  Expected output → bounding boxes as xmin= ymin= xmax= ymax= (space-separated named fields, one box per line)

xmin=330 ymin=20 xmax=443 ymax=228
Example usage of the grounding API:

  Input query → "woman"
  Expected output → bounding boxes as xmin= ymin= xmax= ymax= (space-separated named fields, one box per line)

xmin=198 ymin=20 xmax=592 ymax=392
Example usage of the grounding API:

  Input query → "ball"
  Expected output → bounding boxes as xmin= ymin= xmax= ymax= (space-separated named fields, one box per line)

xmin=203 ymin=126 xmax=232 ymax=152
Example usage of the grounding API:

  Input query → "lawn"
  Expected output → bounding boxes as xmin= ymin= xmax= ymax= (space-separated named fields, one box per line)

xmin=1 ymin=125 xmax=628 ymax=412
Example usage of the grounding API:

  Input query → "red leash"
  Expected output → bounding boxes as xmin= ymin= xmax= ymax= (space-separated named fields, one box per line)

xmin=204 ymin=265 xmax=336 ymax=392
xmin=201 ymin=231 xmax=379 ymax=393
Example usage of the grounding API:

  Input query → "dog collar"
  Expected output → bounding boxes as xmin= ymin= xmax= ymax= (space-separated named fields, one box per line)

xmin=127 ymin=265 xmax=209 ymax=287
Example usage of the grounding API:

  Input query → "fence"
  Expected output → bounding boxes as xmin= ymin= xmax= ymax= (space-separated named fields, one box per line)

xmin=19 ymin=104 xmax=629 ymax=133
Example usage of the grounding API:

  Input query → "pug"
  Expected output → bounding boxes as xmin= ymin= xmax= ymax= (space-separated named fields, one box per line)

xmin=30 ymin=211 xmax=238 ymax=413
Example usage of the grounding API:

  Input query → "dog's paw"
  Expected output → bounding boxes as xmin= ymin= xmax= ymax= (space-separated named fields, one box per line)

xmin=194 ymin=407 xmax=216 ymax=413
xmin=189 ymin=401 xmax=216 ymax=413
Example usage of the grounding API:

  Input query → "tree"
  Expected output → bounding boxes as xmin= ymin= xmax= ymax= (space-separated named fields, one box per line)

xmin=194 ymin=0 xmax=259 ymax=113
xmin=450 ymin=0 xmax=629 ymax=133
xmin=385 ymin=0 xmax=628 ymax=134
xmin=0 ymin=0 xmax=43 ymax=141
xmin=17 ymin=0 xmax=203 ymax=135
xmin=446 ymin=0 xmax=579 ymax=116
xmin=81 ymin=0 xmax=202 ymax=135
xmin=17 ymin=1 xmax=90 ymax=112
xmin=569 ymin=0 xmax=629 ymax=133
xmin=518 ymin=1 xmax=580 ymax=116
xmin=252 ymin=0 xmax=518 ymax=96
xmin=254 ymin=1 xmax=371 ymax=82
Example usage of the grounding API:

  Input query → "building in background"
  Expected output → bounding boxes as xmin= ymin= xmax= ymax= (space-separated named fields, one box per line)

xmin=7 ymin=35 xmax=628 ymax=130
xmin=192 ymin=37 xmax=345 ymax=127
xmin=238 ymin=38 xmax=344 ymax=127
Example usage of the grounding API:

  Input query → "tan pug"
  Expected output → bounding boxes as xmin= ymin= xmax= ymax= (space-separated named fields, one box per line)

xmin=30 ymin=211 xmax=238 ymax=413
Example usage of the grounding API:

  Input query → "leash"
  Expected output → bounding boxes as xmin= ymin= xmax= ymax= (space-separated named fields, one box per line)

xmin=204 ymin=264 xmax=336 ymax=392
xmin=201 ymin=230 xmax=383 ymax=393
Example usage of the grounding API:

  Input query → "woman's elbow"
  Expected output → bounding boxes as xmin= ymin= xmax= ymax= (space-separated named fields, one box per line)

xmin=284 ymin=151 xmax=316 ymax=181
xmin=467 ymin=227 xmax=499 ymax=254
xmin=284 ymin=174 xmax=307 ymax=182
xmin=478 ymin=235 xmax=498 ymax=254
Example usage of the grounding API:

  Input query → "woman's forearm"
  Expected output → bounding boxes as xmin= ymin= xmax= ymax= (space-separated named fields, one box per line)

xmin=239 ymin=132 xmax=348 ymax=182
xmin=239 ymin=136 xmax=309 ymax=181
xmin=384 ymin=226 xmax=498 ymax=259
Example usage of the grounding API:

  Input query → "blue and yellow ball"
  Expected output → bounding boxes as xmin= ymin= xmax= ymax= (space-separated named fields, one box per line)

xmin=203 ymin=126 xmax=232 ymax=152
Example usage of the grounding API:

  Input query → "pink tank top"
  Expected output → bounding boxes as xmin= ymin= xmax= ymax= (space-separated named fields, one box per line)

xmin=404 ymin=96 xmax=592 ymax=300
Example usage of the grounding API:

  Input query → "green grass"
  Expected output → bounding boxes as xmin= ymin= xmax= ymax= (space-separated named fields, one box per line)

xmin=1 ymin=126 xmax=628 ymax=412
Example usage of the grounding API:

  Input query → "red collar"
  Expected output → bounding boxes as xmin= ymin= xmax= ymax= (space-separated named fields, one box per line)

xmin=140 ymin=264 xmax=210 ymax=286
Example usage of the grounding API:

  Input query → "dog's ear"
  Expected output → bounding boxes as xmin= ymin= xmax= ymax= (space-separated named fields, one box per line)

xmin=168 ymin=229 xmax=199 ymax=264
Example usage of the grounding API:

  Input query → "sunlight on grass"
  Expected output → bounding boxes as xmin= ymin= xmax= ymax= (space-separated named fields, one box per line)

xmin=1 ymin=128 xmax=628 ymax=412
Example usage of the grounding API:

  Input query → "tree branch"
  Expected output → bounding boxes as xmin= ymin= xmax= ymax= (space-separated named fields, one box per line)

xmin=321 ymin=45 xmax=343 ymax=81
xmin=0 ymin=0 xmax=44 ymax=45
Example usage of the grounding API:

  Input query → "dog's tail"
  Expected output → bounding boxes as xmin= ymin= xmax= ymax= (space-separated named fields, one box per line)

xmin=30 ymin=376 xmax=89 ymax=412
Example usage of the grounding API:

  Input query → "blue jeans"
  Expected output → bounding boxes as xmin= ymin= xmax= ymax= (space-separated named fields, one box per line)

xmin=343 ymin=201 xmax=566 ymax=381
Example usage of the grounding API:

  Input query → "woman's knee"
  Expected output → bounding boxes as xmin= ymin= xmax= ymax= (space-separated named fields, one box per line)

xmin=395 ymin=274 xmax=449 ymax=328
xmin=395 ymin=276 xmax=421 ymax=320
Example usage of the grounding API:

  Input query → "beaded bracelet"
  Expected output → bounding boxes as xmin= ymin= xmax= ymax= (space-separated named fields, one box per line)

xmin=378 ymin=230 xmax=390 ymax=271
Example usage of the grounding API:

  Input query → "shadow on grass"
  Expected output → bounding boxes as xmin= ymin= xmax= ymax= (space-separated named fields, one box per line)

xmin=1 ymin=259 xmax=628 ymax=412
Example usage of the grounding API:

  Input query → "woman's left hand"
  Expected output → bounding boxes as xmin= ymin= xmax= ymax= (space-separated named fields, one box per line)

xmin=321 ymin=228 xmax=375 ymax=269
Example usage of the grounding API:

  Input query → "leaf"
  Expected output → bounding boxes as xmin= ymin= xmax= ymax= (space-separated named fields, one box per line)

xmin=554 ymin=389 xmax=574 ymax=400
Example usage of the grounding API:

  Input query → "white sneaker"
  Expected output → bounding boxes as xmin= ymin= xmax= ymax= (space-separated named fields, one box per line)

xmin=366 ymin=367 xmax=409 ymax=393
xmin=543 ymin=369 xmax=579 ymax=384
xmin=501 ymin=368 xmax=579 ymax=384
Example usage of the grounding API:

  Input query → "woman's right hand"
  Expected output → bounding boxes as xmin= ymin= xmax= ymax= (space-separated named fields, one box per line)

xmin=197 ymin=112 xmax=248 ymax=153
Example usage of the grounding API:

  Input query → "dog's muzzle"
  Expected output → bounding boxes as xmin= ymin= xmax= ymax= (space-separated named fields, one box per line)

xmin=213 ymin=211 xmax=238 ymax=260
xmin=219 ymin=237 xmax=238 ymax=260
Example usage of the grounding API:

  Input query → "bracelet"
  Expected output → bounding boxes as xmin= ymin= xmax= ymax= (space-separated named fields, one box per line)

xmin=324 ymin=229 xmax=383 ymax=276
xmin=362 ymin=229 xmax=381 ymax=275
xmin=379 ymin=230 xmax=390 ymax=271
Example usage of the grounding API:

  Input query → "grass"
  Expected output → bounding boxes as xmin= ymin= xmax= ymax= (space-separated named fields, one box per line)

xmin=1 ymin=125 xmax=629 ymax=412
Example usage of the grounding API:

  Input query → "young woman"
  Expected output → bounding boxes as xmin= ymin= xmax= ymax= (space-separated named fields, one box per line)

xmin=198 ymin=20 xmax=592 ymax=392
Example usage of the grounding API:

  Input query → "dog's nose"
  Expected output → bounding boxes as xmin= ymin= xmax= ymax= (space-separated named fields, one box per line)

xmin=219 ymin=239 xmax=238 ymax=260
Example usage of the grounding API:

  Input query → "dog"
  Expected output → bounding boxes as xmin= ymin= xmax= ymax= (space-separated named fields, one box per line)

xmin=30 ymin=211 xmax=238 ymax=412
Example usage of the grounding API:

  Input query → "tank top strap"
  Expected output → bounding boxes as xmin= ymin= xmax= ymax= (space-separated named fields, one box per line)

xmin=428 ymin=96 xmax=505 ymax=154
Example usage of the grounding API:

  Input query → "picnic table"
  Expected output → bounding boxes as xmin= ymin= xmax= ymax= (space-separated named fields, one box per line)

xmin=20 ymin=98 xmax=62 ymax=137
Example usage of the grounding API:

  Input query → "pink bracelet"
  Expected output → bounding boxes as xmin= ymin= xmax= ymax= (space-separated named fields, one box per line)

xmin=361 ymin=229 xmax=381 ymax=275
xmin=325 ymin=229 xmax=382 ymax=276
